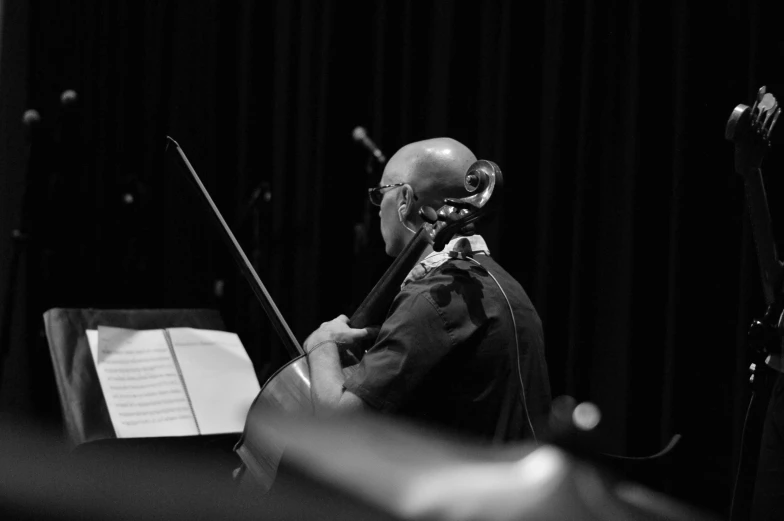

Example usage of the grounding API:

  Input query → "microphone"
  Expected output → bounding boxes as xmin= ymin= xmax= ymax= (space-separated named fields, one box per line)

xmin=22 ymin=109 xmax=42 ymax=135
xmin=60 ymin=89 xmax=78 ymax=106
xmin=22 ymin=109 xmax=41 ymax=126
xmin=21 ymin=109 xmax=43 ymax=145
xmin=352 ymin=126 xmax=386 ymax=164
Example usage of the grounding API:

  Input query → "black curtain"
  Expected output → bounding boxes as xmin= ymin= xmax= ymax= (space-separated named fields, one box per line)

xmin=1 ymin=0 xmax=783 ymax=517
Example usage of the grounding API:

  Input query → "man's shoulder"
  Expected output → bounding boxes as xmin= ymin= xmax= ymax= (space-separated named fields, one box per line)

xmin=411 ymin=254 xmax=538 ymax=317
xmin=398 ymin=255 xmax=505 ymax=307
xmin=402 ymin=256 xmax=480 ymax=290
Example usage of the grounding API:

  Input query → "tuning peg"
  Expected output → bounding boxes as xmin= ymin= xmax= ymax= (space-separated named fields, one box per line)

xmin=444 ymin=198 xmax=477 ymax=210
xmin=752 ymin=87 xmax=767 ymax=126
xmin=419 ymin=206 xmax=438 ymax=224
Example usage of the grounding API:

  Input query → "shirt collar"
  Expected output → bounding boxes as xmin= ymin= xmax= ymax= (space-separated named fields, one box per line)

xmin=401 ymin=234 xmax=490 ymax=287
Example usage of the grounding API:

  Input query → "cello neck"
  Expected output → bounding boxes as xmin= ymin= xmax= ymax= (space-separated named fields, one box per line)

xmin=349 ymin=227 xmax=431 ymax=329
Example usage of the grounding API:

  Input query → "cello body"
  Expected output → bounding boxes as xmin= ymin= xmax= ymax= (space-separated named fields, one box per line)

xmin=234 ymin=355 xmax=311 ymax=492
xmin=234 ymin=355 xmax=364 ymax=492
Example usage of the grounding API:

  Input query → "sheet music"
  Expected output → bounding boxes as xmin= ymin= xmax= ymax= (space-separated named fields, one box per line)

xmin=166 ymin=328 xmax=261 ymax=435
xmin=88 ymin=327 xmax=199 ymax=438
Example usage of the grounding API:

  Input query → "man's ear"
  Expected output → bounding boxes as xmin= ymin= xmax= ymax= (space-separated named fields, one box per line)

xmin=398 ymin=184 xmax=416 ymax=218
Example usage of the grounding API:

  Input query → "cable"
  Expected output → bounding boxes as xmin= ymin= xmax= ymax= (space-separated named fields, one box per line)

xmin=599 ymin=433 xmax=682 ymax=461
xmin=467 ymin=257 xmax=538 ymax=444
xmin=729 ymin=391 xmax=755 ymax=521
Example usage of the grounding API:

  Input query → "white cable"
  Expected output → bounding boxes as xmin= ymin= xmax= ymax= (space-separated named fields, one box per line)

xmin=468 ymin=257 xmax=538 ymax=444
xmin=729 ymin=391 xmax=755 ymax=521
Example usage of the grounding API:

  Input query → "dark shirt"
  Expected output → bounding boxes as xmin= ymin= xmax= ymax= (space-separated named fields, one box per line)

xmin=343 ymin=237 xmax=551 ymax=442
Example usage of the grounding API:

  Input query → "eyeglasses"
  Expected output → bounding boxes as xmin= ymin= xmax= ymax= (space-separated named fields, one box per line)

xmin=368 ymin=183 xmax=406 ymax=206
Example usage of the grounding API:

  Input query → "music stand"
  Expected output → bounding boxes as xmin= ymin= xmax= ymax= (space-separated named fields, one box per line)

xmin=42 ymin=307 xmax=227 ymax=446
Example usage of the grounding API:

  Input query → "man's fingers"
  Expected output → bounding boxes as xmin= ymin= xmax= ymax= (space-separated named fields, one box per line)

xmin=352 ymin=328 xmax=370 ymax=339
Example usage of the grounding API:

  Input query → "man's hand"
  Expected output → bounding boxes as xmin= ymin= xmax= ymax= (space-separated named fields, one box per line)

xmin=304 ymin=315 xmax=369 ymax=353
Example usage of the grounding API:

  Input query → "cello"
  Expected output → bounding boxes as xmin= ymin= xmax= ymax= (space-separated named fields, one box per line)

xmin=725 ymin=87 xmax=783 ymax=372
xmin=166 ymin=136 xmax=503 ymax=492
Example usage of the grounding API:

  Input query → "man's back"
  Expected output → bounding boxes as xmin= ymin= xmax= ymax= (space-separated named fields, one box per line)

xmin=344 ymin=245 xmax=551 ymax=442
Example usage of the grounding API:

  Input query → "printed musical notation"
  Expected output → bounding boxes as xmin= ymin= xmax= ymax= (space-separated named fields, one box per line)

xmin=90 ymin=327 xmax=198 ymax=437
xmin=86 ymin=327 xmax=261 ymax=438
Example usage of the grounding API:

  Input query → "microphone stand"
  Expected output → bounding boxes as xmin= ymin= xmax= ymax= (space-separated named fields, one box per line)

xmin=353 ymin=156 xmax=376 ymax=255
xmin=0 ymin=112 xmax=49 ymax=384
xmin=237 ymin=181 xmax=271 ymax=273
xmin=350 ymin=151 xmax=385 ymax=312
xmin=235 ymin=181 xmax=275 ymax=380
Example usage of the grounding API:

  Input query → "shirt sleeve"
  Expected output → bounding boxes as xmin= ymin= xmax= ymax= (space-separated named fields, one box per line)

xmin=342 ymin=289 xmax=454 ymax=412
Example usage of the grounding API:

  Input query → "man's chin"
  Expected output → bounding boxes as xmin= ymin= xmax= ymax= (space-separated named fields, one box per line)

xmin=384 ymin=243 xmax=400 ymax=258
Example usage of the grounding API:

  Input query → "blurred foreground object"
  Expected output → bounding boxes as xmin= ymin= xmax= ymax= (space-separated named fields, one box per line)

xmin=1 ymin=398 xmax=717 ymax=520
xmin=0 ymin=417 xmax=241 ymax=520
xmin=245 ymin=402 xmax=719 ymax=521
xmin=0 ymin=416 xmax=391 ymax=521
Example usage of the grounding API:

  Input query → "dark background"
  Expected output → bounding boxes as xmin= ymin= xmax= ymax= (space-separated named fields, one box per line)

xmin=1 ymin=0 xmax=783 ymax=518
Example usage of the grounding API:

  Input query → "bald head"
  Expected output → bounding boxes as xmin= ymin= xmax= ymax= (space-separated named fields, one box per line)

xmin=375 ymin=137 xmax=478 ymax=256
xmin=381 ymin=137 xmax=477 ymax=211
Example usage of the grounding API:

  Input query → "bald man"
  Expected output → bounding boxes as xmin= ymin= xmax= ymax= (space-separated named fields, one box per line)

xmin=302 ymin=138 xmax=551 ymax=442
